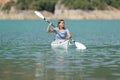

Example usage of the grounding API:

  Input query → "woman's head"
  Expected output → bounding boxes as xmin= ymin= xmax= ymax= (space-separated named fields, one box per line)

xmin=57 ymin=19 xmax=65 ymax=29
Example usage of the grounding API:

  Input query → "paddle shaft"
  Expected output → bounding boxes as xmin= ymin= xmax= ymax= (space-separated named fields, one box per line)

xmin=44 ymin=18 xmax=56 ymax=28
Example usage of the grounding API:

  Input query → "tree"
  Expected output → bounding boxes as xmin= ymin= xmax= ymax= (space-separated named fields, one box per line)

xmin=2 ymin=0 xmax=15 ymax=11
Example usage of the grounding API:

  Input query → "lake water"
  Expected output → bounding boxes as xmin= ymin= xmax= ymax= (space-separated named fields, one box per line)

xmin=0 ymin=20 xmax=120 ymax=80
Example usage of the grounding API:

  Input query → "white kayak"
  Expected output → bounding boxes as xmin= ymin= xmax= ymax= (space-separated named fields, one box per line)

xmin=51 ymin=40 xmax=70 ymax=49
xmin=51 ymin=39 xmax=86 ymax=50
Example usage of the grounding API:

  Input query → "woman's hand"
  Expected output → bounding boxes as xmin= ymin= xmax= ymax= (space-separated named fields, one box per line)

xmin=46 ymin=23 xmax=53 ymax=33
xmin=48 ymin=23 xmax=53 ymax=27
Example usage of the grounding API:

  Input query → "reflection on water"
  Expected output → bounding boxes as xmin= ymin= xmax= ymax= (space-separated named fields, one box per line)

xmin=35 ymin=48 xmax=68 ymax=80
xmin=34 ymin=48 xmax=86 ymax=80
xmin=50 ymin=48 xmax=67 ymax=80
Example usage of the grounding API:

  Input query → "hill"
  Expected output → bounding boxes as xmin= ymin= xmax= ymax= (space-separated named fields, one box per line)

xmin=0 ymin=0 xmax=120 ymax=12
xmin=0 ymin=0 xmax=120 ymax=19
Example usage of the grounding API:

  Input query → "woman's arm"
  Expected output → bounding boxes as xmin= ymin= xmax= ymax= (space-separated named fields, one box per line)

xmin=66 ymin=29 xmax=72 ymax=39
xmin=67 ymin=32 xmax=72 ymax=39
xmin=46 ymin=23 xmax=54 ymax=33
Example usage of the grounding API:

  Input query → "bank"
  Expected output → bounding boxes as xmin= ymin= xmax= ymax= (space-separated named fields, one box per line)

xmin=0 ymin=10 xmax=120 ymax=20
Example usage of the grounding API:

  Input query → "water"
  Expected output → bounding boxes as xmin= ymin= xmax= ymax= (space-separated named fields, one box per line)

xmin=0 ymin=20 xmax=120 ymax=80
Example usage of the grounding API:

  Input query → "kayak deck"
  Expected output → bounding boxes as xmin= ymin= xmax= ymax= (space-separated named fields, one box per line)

xmin=51 ymin=40 xmax=70 ymax=49
xmin=51 ymin=40 xmax=86 ymax=50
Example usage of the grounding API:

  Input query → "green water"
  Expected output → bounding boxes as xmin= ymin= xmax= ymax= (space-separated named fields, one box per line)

xmin=0 ymin=20 xmax=120 ymax=80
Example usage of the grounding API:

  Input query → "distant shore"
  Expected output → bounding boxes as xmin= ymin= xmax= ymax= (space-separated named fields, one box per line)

xmin=0 ymin=10 xmax=120 ymax=20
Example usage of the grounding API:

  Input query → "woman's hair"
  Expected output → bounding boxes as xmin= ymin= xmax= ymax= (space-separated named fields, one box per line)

xmin=57 ymin=19 xmax=65 ymax=29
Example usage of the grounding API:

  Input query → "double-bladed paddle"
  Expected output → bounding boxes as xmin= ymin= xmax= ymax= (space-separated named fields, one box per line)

xmin=34 ymin=11 xmax=86 ymax=49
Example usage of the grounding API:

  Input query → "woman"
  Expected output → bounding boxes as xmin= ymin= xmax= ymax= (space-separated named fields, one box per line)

xmin=46 ymin=19 xmax=72 ymax=40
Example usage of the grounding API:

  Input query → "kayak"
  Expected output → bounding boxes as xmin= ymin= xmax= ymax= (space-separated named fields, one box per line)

xmin=51 ymin=39 xmax=87 ymax=50
xmin=51 ymin=40 xmax=70 ymax=49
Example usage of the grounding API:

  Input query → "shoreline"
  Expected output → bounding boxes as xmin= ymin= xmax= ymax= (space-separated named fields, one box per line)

xmin=0 ymin=10 xmax=120 ymax=20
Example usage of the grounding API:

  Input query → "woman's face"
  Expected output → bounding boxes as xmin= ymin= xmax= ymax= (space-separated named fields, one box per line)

xmin=59 ymin=21 xmax=64 ymax=28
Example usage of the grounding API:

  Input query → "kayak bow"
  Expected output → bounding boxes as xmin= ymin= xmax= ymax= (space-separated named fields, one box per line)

xmin=51 ymin=40 xmax=70 ymax=49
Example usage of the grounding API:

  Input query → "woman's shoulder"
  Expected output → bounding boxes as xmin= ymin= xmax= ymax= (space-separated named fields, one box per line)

xmin=65 ymin=28 xmax=70 ymax=32
xmin=53 ymin=27 xmax=59 ymax=31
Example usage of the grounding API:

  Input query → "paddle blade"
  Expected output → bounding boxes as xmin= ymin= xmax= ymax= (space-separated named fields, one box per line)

xmin=75 ymin=42 xmax=86 ymax=49
xmin=34 ymin=11 xmax=45 ymax=19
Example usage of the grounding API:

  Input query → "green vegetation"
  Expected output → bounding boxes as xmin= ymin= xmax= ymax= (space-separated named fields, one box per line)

xmin=2 ymin=0 xmax=57 ymax=12
xmin=2 ymin=0 xmax=120 ymax=12
xmin=30 ymin=0 xmax=57 ymax=12
xmin=15 ymin=0 xmax=57 ymax=12
xmin=62 ymin=0 xmax=120 ymax=10
xmin=2 ymin=0 xmax=15 ymax=11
